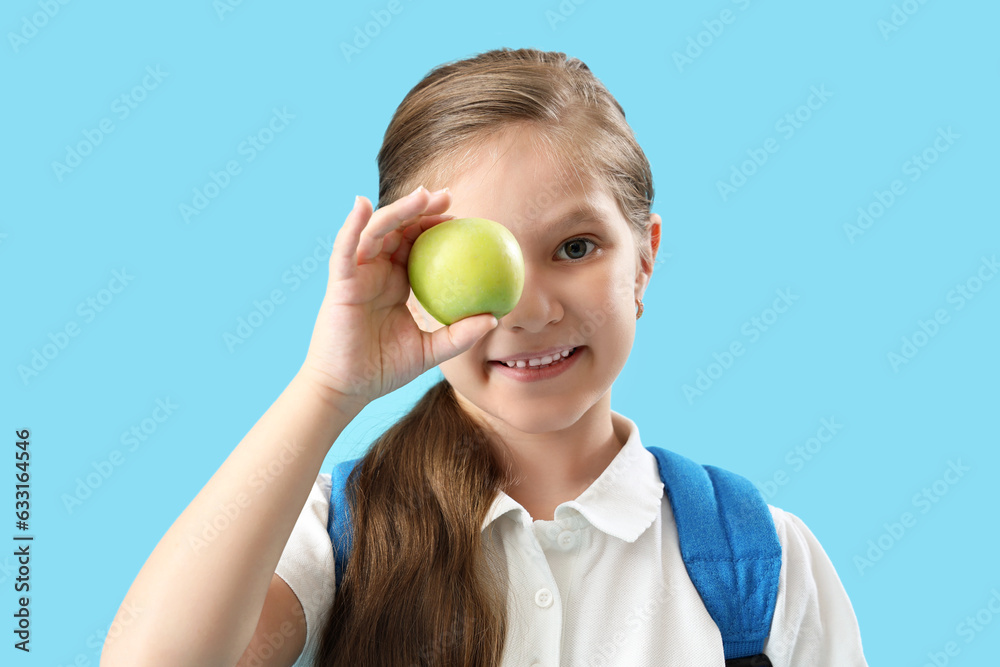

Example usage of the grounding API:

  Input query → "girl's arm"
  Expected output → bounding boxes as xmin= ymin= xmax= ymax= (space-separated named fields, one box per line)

xmin=99 ymin=372 xmax=359 ymax=667
xmin=101 ymin=187 xmax=496 ymax=666
xmin=235 ymin=573 xmax=309 ymax=666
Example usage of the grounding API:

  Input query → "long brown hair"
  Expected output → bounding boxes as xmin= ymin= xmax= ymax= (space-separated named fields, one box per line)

xmin=316 ymin=47 xmax=655 ymax=666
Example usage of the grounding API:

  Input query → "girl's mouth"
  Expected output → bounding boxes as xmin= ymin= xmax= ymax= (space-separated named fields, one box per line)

xmin=495 ymin=346 xmax=578 ymax=368
xmin=488 ymin=347 xmax=583 ymax=381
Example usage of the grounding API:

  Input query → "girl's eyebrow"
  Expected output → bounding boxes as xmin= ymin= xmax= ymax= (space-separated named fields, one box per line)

xmin=545 ymin=204 xmax=609 ymax=234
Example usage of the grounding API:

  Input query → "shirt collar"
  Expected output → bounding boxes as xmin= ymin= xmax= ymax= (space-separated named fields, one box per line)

xmin=481 ymin=410 xmax=664 ymax=543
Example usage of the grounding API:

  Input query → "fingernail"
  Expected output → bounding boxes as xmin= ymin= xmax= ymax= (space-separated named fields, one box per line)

xmin=410 ymin=185 xmax=426 ymax=196
xmin=431 ymin=187 xmax=450 ymax=196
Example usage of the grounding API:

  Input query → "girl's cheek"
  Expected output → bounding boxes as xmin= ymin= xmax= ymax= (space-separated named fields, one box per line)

xmin=587 ymin=263 xmax=631 ymax=302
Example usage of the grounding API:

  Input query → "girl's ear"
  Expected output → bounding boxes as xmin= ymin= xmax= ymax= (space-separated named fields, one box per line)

xmin=647 ymin=213 xmax=662 ymax=267
xmin=636 ymin=213 xmax=662 ymax=299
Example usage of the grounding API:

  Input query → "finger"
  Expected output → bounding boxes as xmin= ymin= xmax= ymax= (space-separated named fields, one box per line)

xmin=388 ymin=214 xmax=457 ymax=265
xmin=397 ymin=188 xmax=452 ymax=228
xmin=361 ymin=209 xmax=450 ymax=265
xmin=331 ymin=195 xmax=374 ymax=281
xmin=357 ymin=187 xmax=431 ymax=261
xmin=422 ymin=313 xmax=499 ymax=371
xmin=357 ymin=187 xmax=452 ymax=262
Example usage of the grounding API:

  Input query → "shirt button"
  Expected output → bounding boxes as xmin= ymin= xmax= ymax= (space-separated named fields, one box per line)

xmin=557 ymin=530 xmax=576 ymax=549
xmin=534 ymin=587 xmax=553 ymax=608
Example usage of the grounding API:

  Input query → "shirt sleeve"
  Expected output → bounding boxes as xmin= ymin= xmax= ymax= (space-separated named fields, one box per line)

xmin=274 ymin=472 xmax=335 ymax=667
xmin=766 ymin=505 xmax=869 ymax=666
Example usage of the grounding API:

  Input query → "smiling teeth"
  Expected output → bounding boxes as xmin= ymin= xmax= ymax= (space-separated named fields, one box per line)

xmin=503 ymin=348 xmax=573 ymax=368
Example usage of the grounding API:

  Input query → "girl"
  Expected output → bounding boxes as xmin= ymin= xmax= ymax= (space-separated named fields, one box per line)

xmin=102 ymin=48 xmax=868 ymax=666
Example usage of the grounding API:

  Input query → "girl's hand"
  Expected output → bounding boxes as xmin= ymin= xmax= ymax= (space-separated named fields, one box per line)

xmin=299 ymin=186 xmax=498 ymax=416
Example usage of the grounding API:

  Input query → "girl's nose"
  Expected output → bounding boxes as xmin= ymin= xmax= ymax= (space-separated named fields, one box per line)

xmin=499 ymin=266 xmax=563 ymax=333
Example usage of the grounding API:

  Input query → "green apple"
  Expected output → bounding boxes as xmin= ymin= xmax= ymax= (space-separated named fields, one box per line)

xmin=407 ymin=217 xmax=524 ymax=326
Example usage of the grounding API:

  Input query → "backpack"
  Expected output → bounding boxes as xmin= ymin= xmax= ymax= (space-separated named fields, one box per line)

xmin=327 ymin=445 xmax=781 ymax=666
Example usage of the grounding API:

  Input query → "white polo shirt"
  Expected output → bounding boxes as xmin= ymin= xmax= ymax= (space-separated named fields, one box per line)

xmin=275 ymin=411 xmax=868 ymax=666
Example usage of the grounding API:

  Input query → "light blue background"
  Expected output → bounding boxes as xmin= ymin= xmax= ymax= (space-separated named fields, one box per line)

xmin=3 ymin=0 xmax=998 ymax=664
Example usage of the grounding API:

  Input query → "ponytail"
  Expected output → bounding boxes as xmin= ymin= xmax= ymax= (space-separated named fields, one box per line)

xmin=315 ymin=378 xmax=514 ymax=666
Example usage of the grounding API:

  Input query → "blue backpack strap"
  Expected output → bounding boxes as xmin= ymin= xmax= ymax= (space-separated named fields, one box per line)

xmin=327 ymin=457 xmax=363 ymax=588
xmin=645 ymin=446 xmax=781 ymax=664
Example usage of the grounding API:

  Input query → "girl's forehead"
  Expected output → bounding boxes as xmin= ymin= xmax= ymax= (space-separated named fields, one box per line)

xmin=445 ymin=141 xmax=609 ymax=220
xmin=450 ymin=171 xmax=609 ymax=219
xmin=448 ymin=129 xmax=596 ymax=192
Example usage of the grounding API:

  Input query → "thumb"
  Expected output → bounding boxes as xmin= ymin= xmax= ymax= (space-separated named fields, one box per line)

xmin=425 ymin=313 xmax=498 ymax=368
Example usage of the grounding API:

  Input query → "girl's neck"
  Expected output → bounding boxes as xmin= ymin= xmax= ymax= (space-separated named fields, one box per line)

xmin=484 ymin=396 xmax=629 ymax=522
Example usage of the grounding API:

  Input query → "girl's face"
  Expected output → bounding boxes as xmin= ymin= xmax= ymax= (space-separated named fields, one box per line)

xmin=406 ymin=130 xmax=660 ymax=436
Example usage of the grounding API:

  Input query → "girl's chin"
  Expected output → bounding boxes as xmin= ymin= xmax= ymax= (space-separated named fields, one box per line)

xmin=480 ymin=388 xmax=587 ymax=431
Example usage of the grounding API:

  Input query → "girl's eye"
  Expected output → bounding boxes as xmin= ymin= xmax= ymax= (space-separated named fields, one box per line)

xmin=556 ymin=237 xmax=597 ymax=261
